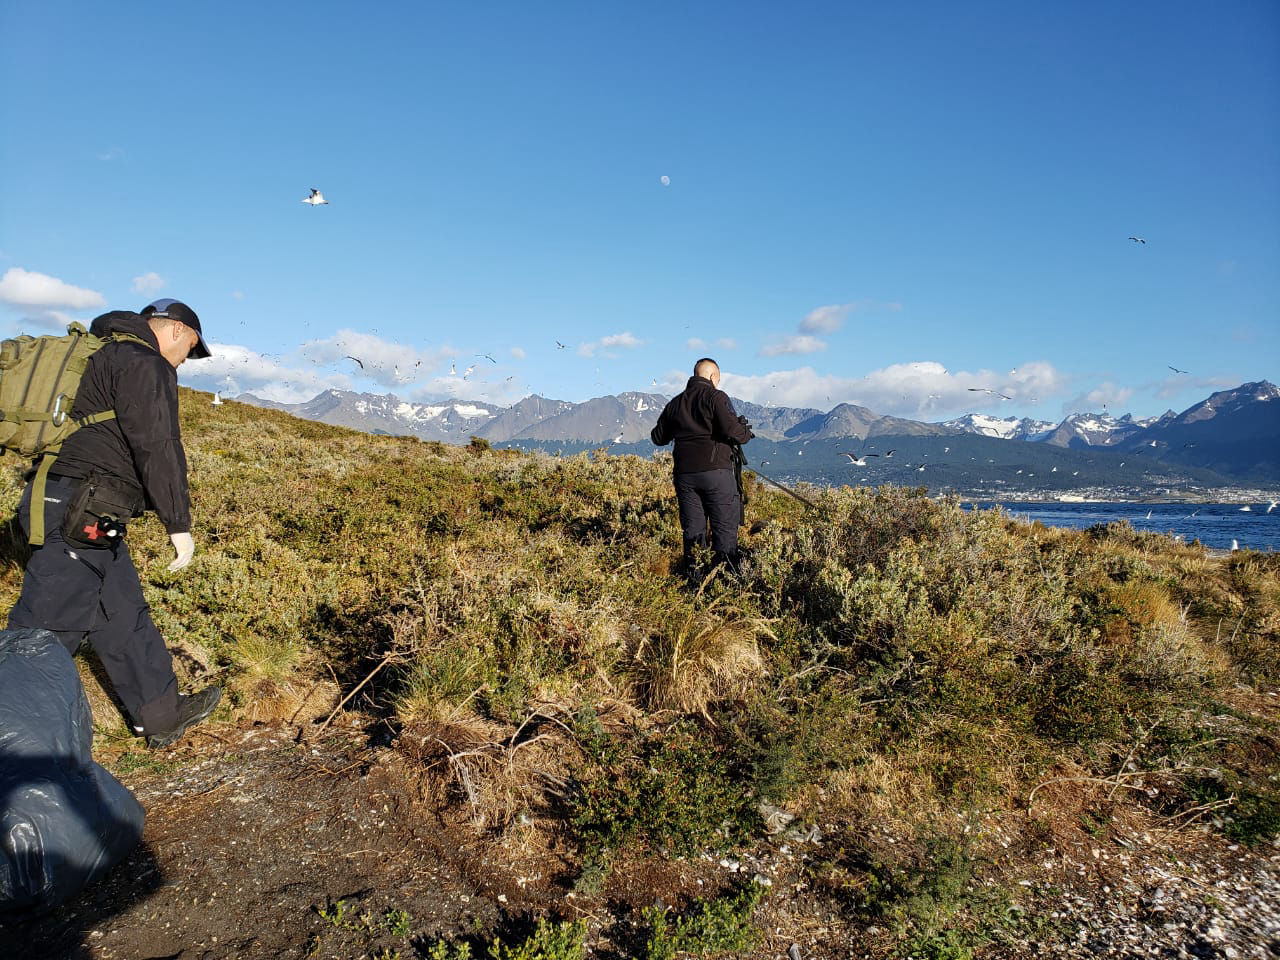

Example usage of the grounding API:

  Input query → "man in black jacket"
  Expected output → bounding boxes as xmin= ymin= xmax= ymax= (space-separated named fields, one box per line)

xmin=7 ymin=299 xmax=221 ymax=748
xmin=651 ymin=358 xmax=754 ymax=574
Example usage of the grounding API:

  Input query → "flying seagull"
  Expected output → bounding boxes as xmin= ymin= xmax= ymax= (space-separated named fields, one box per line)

xmin=477 ymin=353 xmax=497 ymax=363
xmin=462 ymin=364 xmax=476 ymax=380
xmin=1168 ymin=365 xmax=1190 ymax=375
xmin=840 ymin=452 xmax=878 ymax=466
xmin=302 ymin=188 xmax=328 ymax=206
xmin=346 ymin=356 xmax=364 ymax=369
xmin=1129 ymin=236 xmax=1145 ymax=243
xmin=967 ymin=387 xmax=1013 ymax=400
xmin=555 ymin=341 xmax=567 ymax=350
xmin=1267 ymin=500 xmax=1278 ymax=514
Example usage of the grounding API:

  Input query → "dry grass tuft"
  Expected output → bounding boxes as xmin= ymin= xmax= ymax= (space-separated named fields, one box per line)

xmin=631 ymin=592 xmax=769 ymax=718
xmin=401 ymin=706 xmax=579 ymax=836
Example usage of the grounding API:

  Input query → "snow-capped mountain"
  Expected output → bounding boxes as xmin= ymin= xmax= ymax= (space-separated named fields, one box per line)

xmin=941 ymin=414 xmax=1056 ymax=441
xmin=781 ymin=403 xmax=948 ymax=441
xmin=236 ymin=381 xmax=1277 ymax=484
xmin=494 ymin=392 xmax=667 ymax=443
xmin=1116 ymin=381 xmax=1280 ymax=482
xmin=238 ymin=389 xmax=503 ymax=443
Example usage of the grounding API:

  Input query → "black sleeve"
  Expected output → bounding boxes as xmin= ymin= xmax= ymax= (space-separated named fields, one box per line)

xmin=114 ymin=349 xmax=192 ymax=534
xmin=712 ymin=392 xmax=753 ymax=445
xmin=651 ymin=405 xmax=672 ymax=446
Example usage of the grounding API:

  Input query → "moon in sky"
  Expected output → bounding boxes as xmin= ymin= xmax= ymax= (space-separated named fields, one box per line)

xmin=659 ymin=175 xmax=670 ymax=186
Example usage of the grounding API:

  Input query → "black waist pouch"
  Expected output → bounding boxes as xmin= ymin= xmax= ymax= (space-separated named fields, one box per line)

xmin=60 ymin=479 xmax=140 ymax=549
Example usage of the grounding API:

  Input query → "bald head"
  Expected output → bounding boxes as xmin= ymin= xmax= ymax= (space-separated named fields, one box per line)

xmin=694 ymin=358 xmax=720 ymax=382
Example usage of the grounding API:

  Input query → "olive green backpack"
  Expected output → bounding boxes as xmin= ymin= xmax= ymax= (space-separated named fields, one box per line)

xmin=0 ymin=322 xmax=152 ymax=545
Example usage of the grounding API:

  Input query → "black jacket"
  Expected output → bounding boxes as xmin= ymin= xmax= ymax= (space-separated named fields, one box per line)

xmin=50 ymin=313 xmax=192 ymax=534
xmin=650 ymin=376 xmax=752 ymax=474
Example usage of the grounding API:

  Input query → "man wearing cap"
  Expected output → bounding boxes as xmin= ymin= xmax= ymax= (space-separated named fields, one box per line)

xmin=651 ymin=357 xmax=754 ymax=576
xmin=7 ymin=299 xmax=221 ymax=748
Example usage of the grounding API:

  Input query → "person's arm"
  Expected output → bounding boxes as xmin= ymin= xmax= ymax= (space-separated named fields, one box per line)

xmin=651 ymin=406 xmax=672 ymax=446
xmin=713 ymin=392 xmax=753 ymax=445
xmin=114 ymin=349 xmax=193 ymax=535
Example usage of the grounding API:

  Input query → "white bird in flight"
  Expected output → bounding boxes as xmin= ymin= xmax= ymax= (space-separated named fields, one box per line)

xmin=302 ymin=188 xmax=328 ymax=206
xmin=840 ymin=452 xmax=878 ymax=466
xmin=1268 ymin=500 xmax=1278 ymax=514
xmin=1129 ymin=236 xmax=1145 ymax=244
xmin=1168 ymin=365 xmax=1190 ymax=375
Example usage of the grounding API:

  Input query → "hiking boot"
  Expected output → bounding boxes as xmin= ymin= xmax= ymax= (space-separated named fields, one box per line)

xmin=146 ymin=685 xmax=222 ymax=748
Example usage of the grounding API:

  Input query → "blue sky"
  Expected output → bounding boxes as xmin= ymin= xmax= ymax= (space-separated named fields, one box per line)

xmin=2 ymin=1 xmax=1276 ymax=422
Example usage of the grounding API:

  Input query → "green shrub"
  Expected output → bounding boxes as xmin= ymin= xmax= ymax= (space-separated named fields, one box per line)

xmin=643 ymin=881 xmax=766 ymax=960
xmin=571 ymin=716 xmax=758 ymax=864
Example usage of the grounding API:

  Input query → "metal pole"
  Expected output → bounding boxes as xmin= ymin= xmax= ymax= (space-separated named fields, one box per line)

xmin=747 ymin=467 xmax=820 ymax=509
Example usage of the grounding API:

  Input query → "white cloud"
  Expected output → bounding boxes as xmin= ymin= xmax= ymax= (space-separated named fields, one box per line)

xmin=231 ymin=290 xmax=245 ymax=301
xmin=798 ymin=304 xmax=851 ymax=334
xmin=1148 ymin=373 xmax=1237 ymax=400
xmin=722 ymin=359 xmax=1070 ymax=418
xmin=0 ymin=267 xmax=106 ymax=310
xmin=300 ymin=328 xmax=455 ymax=389
xmin=15 ymin=309 xmax=79 ymax=333
xmin=510 ymin=346 xmax=526 ymax=359
xmin=97 ymin=147 xmax=124 ymax=162
xmin=760 ymin=334 xmax=827 ymax=357
xmin=686 ymin=337 xmax=706 ymax=350
xmin=178 ymin=342 xmax=352 ymax=404
xmin=1065 ymin=382 xmax=1133 ymax=414
xmin=715 ymin=337 xmax=737 ymax=350
xmin=131 ymin=272 xmax=165 ymax=294
xmin=578 ymin=331 xmax=643 ymax=357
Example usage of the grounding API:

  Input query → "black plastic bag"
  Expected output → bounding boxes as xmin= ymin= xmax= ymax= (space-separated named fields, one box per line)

xmin=0 ymin=628 xmax=144 ymax=912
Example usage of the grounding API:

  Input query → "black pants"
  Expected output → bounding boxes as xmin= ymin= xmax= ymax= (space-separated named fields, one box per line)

xmin=674 ymin=468 xmax=741 ymax=561
xmin=7 ymin=476 xmax=180 ymax=735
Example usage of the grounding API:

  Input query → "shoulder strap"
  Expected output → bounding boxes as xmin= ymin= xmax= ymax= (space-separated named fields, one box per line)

xmin=105 ymin=331 xmax=156 ymax=352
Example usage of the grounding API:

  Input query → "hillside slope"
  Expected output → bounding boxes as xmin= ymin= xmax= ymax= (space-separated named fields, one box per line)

xmin=1 ymin=388 xmax=1277 ymax=960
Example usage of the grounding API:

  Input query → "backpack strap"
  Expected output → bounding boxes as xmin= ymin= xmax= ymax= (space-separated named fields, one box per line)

xmin=29 ymin=452 xmax=58 ymax=547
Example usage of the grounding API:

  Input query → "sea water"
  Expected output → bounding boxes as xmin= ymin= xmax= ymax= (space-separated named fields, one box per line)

xmin=965 ymin=502 xmax=1279 ymax=552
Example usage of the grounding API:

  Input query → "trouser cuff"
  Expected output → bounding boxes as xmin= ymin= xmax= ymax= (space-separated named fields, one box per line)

xmin=134 ymin=686 xmax=180 ymax=736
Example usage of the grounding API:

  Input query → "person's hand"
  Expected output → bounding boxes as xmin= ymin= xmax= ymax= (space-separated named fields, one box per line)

xmin=167 ymin=532 xmax=195 ymax=572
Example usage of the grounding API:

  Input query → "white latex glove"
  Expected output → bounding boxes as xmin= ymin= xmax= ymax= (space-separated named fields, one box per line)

xmin=168 ymin=532 xmax=195 ymax=572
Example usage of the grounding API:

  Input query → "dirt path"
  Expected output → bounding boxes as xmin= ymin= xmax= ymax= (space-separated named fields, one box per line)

xmin=2 ymin=723 xmax=501 ymax=960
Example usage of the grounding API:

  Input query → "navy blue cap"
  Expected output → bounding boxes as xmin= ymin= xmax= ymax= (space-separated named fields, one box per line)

xmin=141 ymin=299 xmax=211 ymax=359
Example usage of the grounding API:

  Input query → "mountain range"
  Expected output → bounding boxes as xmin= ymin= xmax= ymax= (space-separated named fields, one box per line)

xmin=238 ymin=380 xmax=1280 ymax=489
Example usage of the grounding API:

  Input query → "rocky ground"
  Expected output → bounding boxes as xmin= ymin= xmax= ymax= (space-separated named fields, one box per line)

xmin=2 ymin=718 xmax=1278 ymax=960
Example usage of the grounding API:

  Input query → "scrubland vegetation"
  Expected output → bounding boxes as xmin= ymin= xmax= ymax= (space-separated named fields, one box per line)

xmin=2 ymin=390 xmax=1276 ymax=958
